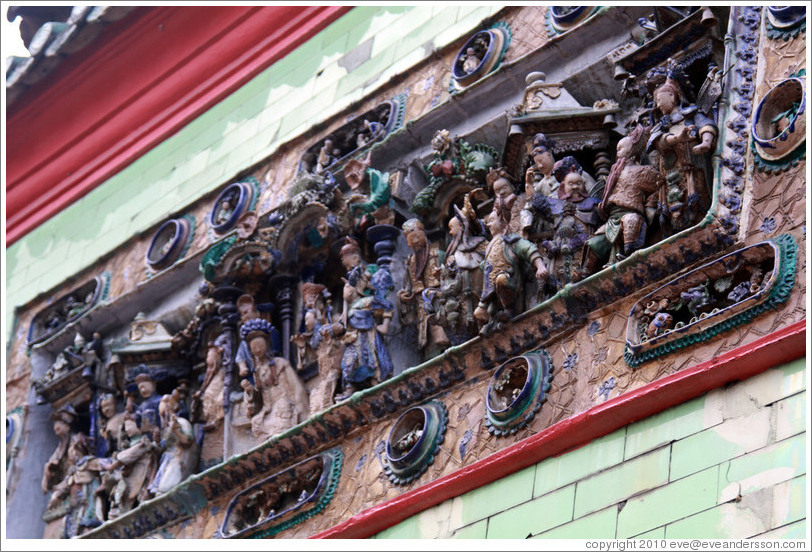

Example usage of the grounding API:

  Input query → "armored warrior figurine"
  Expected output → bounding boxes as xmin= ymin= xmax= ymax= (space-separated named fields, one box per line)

xmin=474 ymin=202 xmax=549 ymax=335
xmin=582 ymin=125 xmax=664 ymax=275
xmin=542 ymin=156 xmax=602 ymax=287
xmin=437 ymin=190 xmax=487 ymax=342
xmin=97 ymin=415 xmax=160 ymax=519
xmin=646 ymin=61 xmax=718 ymax=233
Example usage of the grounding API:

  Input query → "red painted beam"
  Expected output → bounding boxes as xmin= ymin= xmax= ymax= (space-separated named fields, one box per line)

xmin=6 ymin=5 xmax=351 ymax=246
xmin=312 ymin=319 xmax=807 ymax=539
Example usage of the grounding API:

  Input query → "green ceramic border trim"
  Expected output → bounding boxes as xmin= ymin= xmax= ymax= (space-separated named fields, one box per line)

xmin=752 ymin=139 xmax=806 ymax=173
xmin=249 ymin=448 xmax=344 ymax=539
xmin=624 ymin=234 xmax=798 ymax=367
xmin=766 ymin=17 xmax=806 ymax=40
xmin=199 ymin=235 xmax=237 ymax=282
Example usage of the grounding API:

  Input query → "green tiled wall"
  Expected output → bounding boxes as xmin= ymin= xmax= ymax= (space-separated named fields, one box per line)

xmin=5 ymin=5 xmax=502 ymax=335
xmin=374 ymin=358 xmax=807 ymax=539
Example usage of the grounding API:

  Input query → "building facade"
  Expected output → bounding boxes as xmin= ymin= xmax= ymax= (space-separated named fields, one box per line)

xmin=4 ymin=5 xmax=807 ymax=541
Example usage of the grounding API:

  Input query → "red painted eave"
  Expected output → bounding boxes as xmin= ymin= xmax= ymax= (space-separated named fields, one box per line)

xmin=6 ymin=5 xmax=351 ymax=246
xmin=312 ymin=320 xmax=807 ymax=539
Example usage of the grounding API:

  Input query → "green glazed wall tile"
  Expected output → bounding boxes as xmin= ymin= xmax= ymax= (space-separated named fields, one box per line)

xmin=573 ymin=446 xmax=670 ymax=518
xmin=487 ymin=484 xmax=575 ymax=539
xmin=617 ymin=466 xmax=719 ymax=538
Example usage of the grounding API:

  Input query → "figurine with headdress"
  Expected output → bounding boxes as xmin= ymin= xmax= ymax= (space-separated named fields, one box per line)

xmin=437 ymin=189 xmax=488 ymax=342
xmin=238 ymin=318 xmax=309 ymax=441
xmin=42 ymin=405 xmax=79 ymax=495
xmin=486 ymin=167 xmax=519 ymax=230
xmin=646 ymin=59 xmax=718 ymax=233
xmin=474 ymin=194 xmax=549 ymax=335
xmin=540 ymin=156 xmax=602 ymax=287
xmin=334 ymin=238 xmax=394 ymax=401
xmin=520 ymin=133 xmax=559 ymax=241
xmin=397 ymin=218 xmax=450 ymax=358
xmin=581 ymin=125 xmax=664 ymax=275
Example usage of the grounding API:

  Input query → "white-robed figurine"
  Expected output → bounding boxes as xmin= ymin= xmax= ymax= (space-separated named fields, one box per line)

xmin=239 ymin=318 xmax=310 ymax=441
xmin=147 ymin=392 xmax=198 ymax=496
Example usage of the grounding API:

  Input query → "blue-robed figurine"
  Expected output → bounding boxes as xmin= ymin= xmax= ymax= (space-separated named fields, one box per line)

xmin=335 ymin=238 xmax=394 ymax=401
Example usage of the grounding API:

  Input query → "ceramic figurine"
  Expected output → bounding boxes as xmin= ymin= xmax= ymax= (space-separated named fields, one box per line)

xmin=42 ymin=405 xmax=78 ymax=494
xmin=461 ymin=47 xmax=481 ymax=73
xmin=315 ymin=139 xmax=338 ymax=173
xmin=436 ymin=192 xmax=488 ymax=342
xmin=486 ymin=167 xmax=519 ymax=229
xmin=97 ymin=415 xmax=160 ymax=519
xmin=646 ymin=61 xmax=718 ymax=233
xmin=398 ymin=219 xmax=450 ymax=358
xmin=355 ymin=118 xmax=383 ymax=148
xmin=147 ymin=396 xmax=198 ymax=496
xmin=192 ymin=339 xmax=227 ymax=431
xmin=133 ymin=373 xmax=163 ymax=441
xmin=96 ymin=393 xmax=127 ymax=458
xmin=474 ymin=201 xmax=549 ymax=334
xmin=291 ymin=282 xmax=332 ymax=379
xmin=335 ymin=239 xmax=394 ymax=400
xmin=581 ymin=125 xmax=664 ymax=275
xmin=541 ymin=157 xmax=602 ymax=287
xmin=45 ymin=432 xmax=104 ymax=536
xmin=646 ymin=312 xmax=674 ymax=338
xmin=238 ymin=318 xmax=309 ymax=441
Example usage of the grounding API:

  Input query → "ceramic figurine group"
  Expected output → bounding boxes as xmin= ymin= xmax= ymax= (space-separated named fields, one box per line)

xmin=40 ymin=46 xmax=721 ymax=529
xmin=41 ymin=370 xmax=199 ymax=537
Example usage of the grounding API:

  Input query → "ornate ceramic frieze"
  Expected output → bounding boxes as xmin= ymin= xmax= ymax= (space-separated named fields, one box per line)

xmin=217 ymin=449 xmax=342 ymax=538
xmin=624 ymin=234 xmax=797 ymax=367
xmin=383 ymin=400 xmax=447 ymax=485
xmin=613 ymin=8 xmax=721 ymax=81
xmin=752 ymin=72 xmax=806 ymax=173
xmin=59 ymin=6 xmax=785 ymax=540
xmin=450 ymin=23 xmax=512 ymax=91
xmin=27 ymin=272 xmax=111 ymax=349
xmin=485 ymin=349 xmax=553 ymax=436
xmin=146 ymin=215 xmax=196 ymax=272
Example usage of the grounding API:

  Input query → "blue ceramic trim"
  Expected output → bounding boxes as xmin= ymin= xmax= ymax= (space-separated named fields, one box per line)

xmin=209 ymin=177 xmax=259 ymax=235
xmin=145 ymin=215 xmax=196 ymax=271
